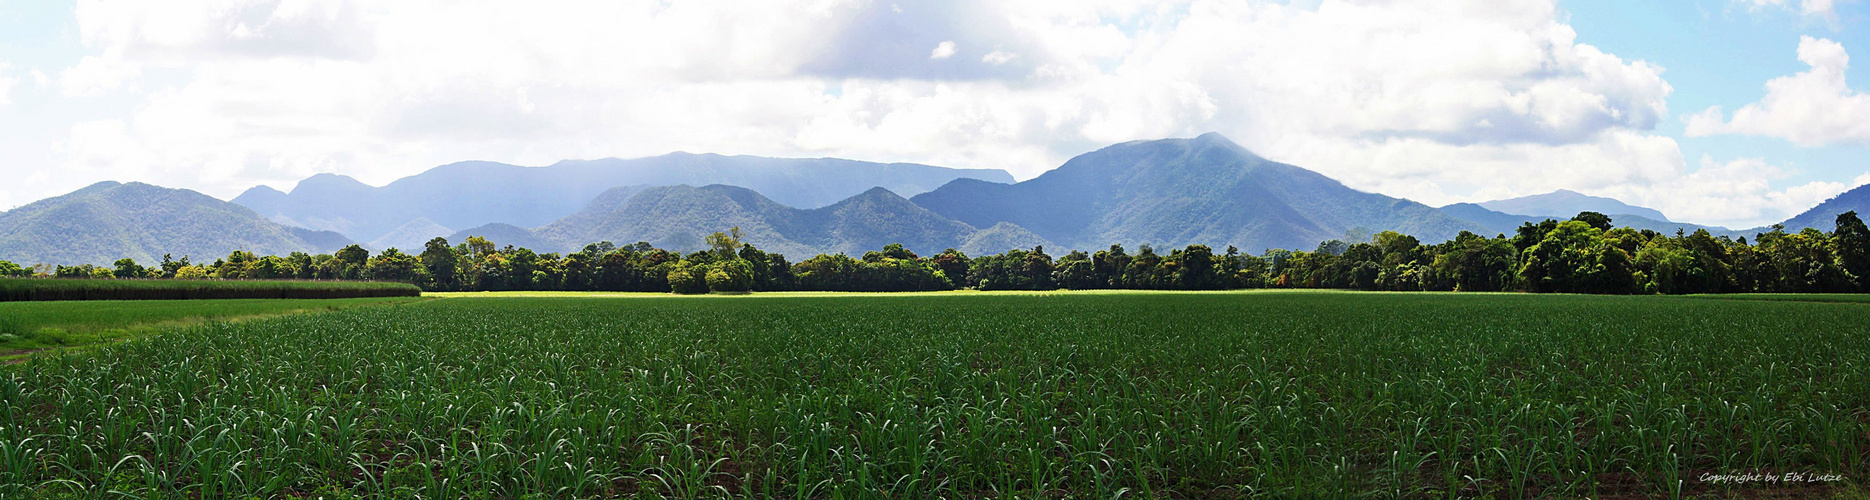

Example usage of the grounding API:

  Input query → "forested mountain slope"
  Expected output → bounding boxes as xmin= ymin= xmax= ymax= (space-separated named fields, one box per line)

xmin=0 ymin=182 xmax=351 ymax=265
xmin=234 ymin=154 xmax=1014 ymax=244
xmin=457 ymin=185 xmax=1049 ymax=257
xmin=1781 ymin=183 xmax=1870 ymax=232
xmin=910 ymin=133 xmax=1486 ymax=252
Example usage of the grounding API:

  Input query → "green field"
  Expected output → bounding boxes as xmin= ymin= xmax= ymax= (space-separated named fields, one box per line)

xmin=0 ymin=278 xmax=421 ymax=302
xmin=2 ymin=292 xmax=1867 ymax=498
xmin=0 ymin=297 xmax=424 ymax=355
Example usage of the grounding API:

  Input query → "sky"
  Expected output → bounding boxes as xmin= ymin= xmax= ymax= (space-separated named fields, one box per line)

xmin=0 ymin=0 xmax=1866 ymax=229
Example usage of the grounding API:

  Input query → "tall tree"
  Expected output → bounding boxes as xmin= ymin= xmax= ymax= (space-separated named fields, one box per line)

xmin=706 ymin=227 xmax=745 ymax=261
xmin=1572 ymin=212 xmax=1614 ymax=232
xmin=421 ymin=237 xmax=460 ymax=291
xmin=368 ymin=248 xmax=425 ymax=283
xmin=1834 ymin=211 xmax=1870 ymax=291
xmin=112 ymin=258 xmax=145 ymax=279
xmin=1175 ymin=244 xmax=1218 ymax=290
xmin=335 ymin=245 xmax=370 ymax=280
xmin=930 ymin=249 xmax=971 ymax=288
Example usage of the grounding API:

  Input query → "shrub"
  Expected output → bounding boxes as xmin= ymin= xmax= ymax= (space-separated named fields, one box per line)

xmin=706 ymin=260 xmax=754 ymax=293
xmin=667 ymin=263 xmax=710 ymax=294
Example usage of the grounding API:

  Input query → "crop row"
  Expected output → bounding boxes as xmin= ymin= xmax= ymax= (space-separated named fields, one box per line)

xmin=1 ymin=293 xmax=1865 ymax=497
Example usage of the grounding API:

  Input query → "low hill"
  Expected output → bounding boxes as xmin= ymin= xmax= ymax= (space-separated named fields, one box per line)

xmin=0 ymin=182 xmax=351 ymax=265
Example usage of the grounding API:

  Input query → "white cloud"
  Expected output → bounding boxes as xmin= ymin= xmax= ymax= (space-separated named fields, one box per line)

xmin=1737 ymin=0 xmax=1837 ymax=18
xmin=58 ymin=55 xmax=143 ymax=96
xmin=1616 ymin=156 xmax=1854 ymax=228
xmin=11 ymin=0 xmax=1839 ymax=229
xmin=930 ymin=41 xmax=957 ymax=59
xmin=0 ymin=62 xmax=17 ymax=106
xmin=1685 ymin=36 xmax=1870 ymax=146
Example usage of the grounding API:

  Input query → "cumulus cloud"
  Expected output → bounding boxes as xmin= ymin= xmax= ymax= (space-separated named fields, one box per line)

xmin=1685 ymin=36 xmax=1870 ymax=146
xmin=930 ymin=41 xmax=957 ymax=59
xmin=13 ymin=0 xmax=1832 ymax=228
xmin=1618 ymin=156 xmax=1858 ymax=228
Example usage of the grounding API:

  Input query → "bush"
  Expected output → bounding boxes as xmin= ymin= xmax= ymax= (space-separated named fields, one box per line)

xmin=706 ymin=260 xmax=754 ymax=293
xmin=667 ymin=263 xmax=710 ymax=294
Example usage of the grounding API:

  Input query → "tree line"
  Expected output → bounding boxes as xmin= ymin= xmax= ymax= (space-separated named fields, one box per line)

xmin=7 ymin=211 xmax=1870 ymax=295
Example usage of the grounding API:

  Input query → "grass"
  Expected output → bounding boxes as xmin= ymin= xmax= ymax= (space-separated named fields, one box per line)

xmin=1 ymin=291 xmax=1867 ymax=498
xmin=0 ymin=278 xmax=421 ymax=302
xmin=1681 ymin=293 xmax=1870 ymax=304
xmin=0 ymin=297 xmax=422 ymax=355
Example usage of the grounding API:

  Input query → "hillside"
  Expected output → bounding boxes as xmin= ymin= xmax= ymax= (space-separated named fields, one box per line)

xmin=451 ymin=185 xmax=1047 ymax=257
xmin=1477 ymin=189 xmax=1672 ymax=222
xmin=909 ymin=133 xmax=1487 ymax=252
xmin=1780 ymin=183 xmax=1870 ymax=232
xmin=0 ymin=182 xmax=352 ymax=265
xmin=367 ymin=217 xmax=455 ymax=252
xmin=445 ymin=223 xmax=561 ymax=252
xmin=234 ymin=154 xmax=1014 ymax=245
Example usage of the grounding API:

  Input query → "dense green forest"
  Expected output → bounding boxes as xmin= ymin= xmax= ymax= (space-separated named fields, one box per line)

xmin=6 ymin=211 xmax=1869 ymax=295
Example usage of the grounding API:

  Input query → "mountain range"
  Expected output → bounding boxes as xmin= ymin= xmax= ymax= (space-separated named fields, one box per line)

xmin=232 ymin=154 xmax=1015 ymax=247
xmin=5 ymin=134 xmax=1869 ymax=266
xmin=0 ymin=181 xmax=350 ymax=266
xmin=456 ymin=185 xmax=1049 ymax=257
xmin=908 ymin=133 xmax=1486 ymax=252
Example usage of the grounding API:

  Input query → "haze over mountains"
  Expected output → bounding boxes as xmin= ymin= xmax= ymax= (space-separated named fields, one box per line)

xmin=5 ymin=133 xmax=1868 ymax=266
xmin=1442 ymin=192 xmax=1743 ymax=238
xmin=461 ymin=185 xmax=1049 ymax=257
xmin=1478 ymin=189 xmax=1672 ymax=222
xmin=450 ymin=134 xmax=1493 ymax=256
xmin=232 ymin=154 xmax=1015 ymax=247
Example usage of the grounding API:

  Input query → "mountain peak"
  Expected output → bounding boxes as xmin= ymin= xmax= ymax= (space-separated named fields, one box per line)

xmin=914 ymin=133 xmax=1482 ymax=252
xmin=823 ymin=186 xmax=914 ymax=211
xmin=1190 ymin=132 xmax=1259 ymax=158
xmin=858 ymin=186 xmax=903 ymax=198
xmin=1191 ymin=131 xmax=1236 ymax=147
xmin=72 ymin=181 xmax=125 ymax=195
xmin=241 ymin=185 xmax=286 ymax=196
xmin=292 ymin=173 xmax=371 ymax=194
